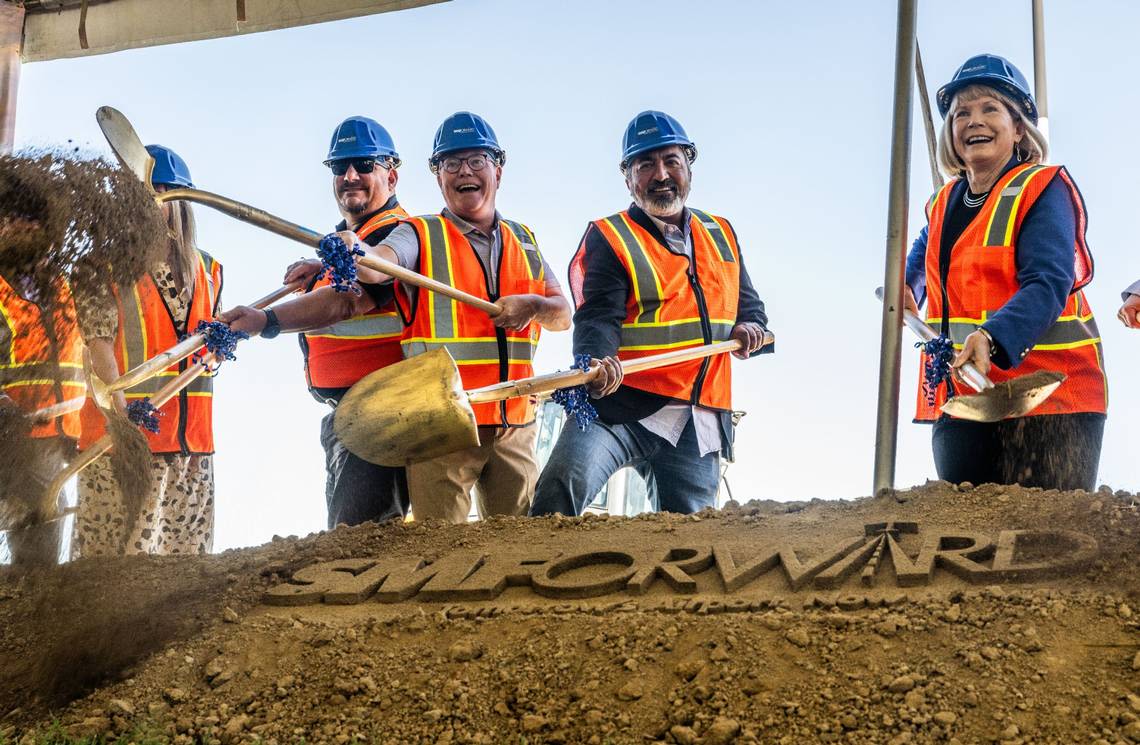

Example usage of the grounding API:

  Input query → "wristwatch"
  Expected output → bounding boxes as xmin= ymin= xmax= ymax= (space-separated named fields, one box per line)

xmin=261 ymin=308 xmax=281 ymax=339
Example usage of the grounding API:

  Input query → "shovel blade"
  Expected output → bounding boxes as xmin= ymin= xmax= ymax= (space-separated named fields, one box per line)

xmin=940 ymin=370 xmax=1066 ymax=422
xmin=334 ymin=349 xmax=479 ymax=467
xmin=96 ymin=106 xmax=155 ymax=189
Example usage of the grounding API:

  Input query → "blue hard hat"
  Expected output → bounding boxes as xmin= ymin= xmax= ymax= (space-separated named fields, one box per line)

xmin=937 ymin=54 xmax=1038 ymax=124
xmin=324 ymin=116 xmax=401 ymax=168
xmin=145 ymin=144 xmax=194 ymax=189
xmin=620 ymin=111 xmax=697 ymax=170
xmin=430 ymin=112 xmax=504 ymax=167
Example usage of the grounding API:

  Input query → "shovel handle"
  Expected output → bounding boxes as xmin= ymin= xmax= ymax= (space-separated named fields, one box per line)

xmin=877 ymin=287 xmax=993 ymax=393
xmin=900 ymin=307 xmax=992 ymax=393
xmin=27 ymin=397 xmax=87 ymax=424
xmin=106 ymin=280 xmax=302 ymax=394
xmin=44 ymin=283 xmax=296 ymax=499
xmin=42 ymin=350 xmax=218 ymax=512
xmin=466 ymin=333 xmax=773 ymax=405
xmin=157 ymin=188 xmax=502 ymax=317
xmin=355 ymin=254 xmax=501 ymax=316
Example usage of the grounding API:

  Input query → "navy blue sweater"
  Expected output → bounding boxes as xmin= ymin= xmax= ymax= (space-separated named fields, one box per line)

xmin=905 ymin=161 xmax=1081 ymax=370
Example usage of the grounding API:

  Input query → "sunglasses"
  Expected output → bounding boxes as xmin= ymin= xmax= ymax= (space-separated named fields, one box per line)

xmin=328 ymin=158 xmax=389 ymax=176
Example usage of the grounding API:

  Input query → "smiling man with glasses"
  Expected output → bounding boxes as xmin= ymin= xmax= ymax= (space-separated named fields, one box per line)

xmin=350 ymin=111 xmax=571 ymax=524
xmin=220 ymin=116 xmax=411 ymax=530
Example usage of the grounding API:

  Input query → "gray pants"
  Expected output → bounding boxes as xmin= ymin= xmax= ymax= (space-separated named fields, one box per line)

xmin=320 ymin=411 xmax=408 ymax=529
xmin=4 ymin=437 xmax=73 ymax=567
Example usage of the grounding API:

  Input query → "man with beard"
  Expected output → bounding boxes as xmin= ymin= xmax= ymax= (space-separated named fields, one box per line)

xmin=220 ymin=117 xmax=410 ymax=528
xmin=530 ymin=111 xmax=772 ymax=517
xmin=349 ymin=111 xmax=571 ymax=523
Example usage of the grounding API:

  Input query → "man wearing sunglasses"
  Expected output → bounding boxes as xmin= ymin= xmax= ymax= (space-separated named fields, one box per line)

xmin=351 ymin=111 xmax=571 ymax=524
xmin=220 ymin=116 xmax=411 ymax=530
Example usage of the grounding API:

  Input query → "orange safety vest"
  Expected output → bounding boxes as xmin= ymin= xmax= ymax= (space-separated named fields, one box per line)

xmin=586 ymin=208 xmax=740 ymax=411
xmin=301 ymin=205 xmax=409 ymax=391
xmin=395 ymin=215 xmax=546 ymax=427
xmin=79 ymin=251 xmax=224 ymax=453
xmin=0 ymin=276 xmax=85 ymax=439
xmin=915 ymin=163 xmax=1106 ymax=421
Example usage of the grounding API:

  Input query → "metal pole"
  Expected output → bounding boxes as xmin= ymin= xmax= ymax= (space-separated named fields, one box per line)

xmin=0 ymin=1 xmax=23 ymax=153
xmin=915 ymin=40 xmax=943 ymax=190
xmin=1031 ymin=0 xmax=1049 ymax=140
xmin=872 ymin=0 xmax=917 ymax=497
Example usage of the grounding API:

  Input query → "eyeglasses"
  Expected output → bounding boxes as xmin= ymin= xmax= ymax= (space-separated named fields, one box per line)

xmin=328 ymin=158 xmax=389 ymax=176
xmin=436 ymin=153 xmax=497 ymax=174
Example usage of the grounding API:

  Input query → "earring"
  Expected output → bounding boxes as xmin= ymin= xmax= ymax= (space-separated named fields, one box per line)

xmin=1015 ymin=146 xmax=1024 ymax=163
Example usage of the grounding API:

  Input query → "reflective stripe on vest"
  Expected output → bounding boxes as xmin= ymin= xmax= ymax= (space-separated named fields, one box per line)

xmin=591 ymin=208 xmax=741 ymax=411
xmin=80 ymin=250 xmax=222 ymax=452
xmin=399 ymin=214 xmax=544 ymax=426
xmin=924 ymin=311 xmax=1100 ymax=352
xmin=303 ymin=207 xmax=407 ymax=342
xmin=922 ymin=164 xmax=1098 ymax=355
xmin=501 ymin=219 xmax=545 ymax=280
xmin=601 ymin=212 xmax=736 ymax=352
xmin=916 ymin=163 xmax=1105 ymax=420
xmin=305 ymin=311 xmax=403 ymax=340
xmin=302 ymin=204 xmax=408 ymax=391
xmin=402 ymin=336 xmax=538 ymax=364
xmin=983 ymin=165 xmax=1047 ymax=246
xmin=689 ymin=208 xmax=736 ymax=263
xmin=0 ymin=277 xmax=86 ymax=439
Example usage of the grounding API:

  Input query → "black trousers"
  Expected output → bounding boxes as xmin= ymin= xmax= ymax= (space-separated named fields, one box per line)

xmin=931 ymin=412 xmax=1105 ymax=491
xmin=319 ymin=410 xmax=409 ymax=529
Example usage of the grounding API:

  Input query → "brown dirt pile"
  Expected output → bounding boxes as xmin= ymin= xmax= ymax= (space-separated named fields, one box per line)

xmin=2 ymin=481 xmax=1139 ymax=745
xmin=0 ymin=152 xmax=167 ymax=528
xmin=0 ymin=151 xmax=167 ymax=304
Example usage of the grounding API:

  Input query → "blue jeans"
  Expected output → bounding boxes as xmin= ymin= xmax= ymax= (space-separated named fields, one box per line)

xmin=530 ymin=417 xmax=720 ymax=516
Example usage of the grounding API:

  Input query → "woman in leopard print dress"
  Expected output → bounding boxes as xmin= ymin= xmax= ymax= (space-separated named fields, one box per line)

xmin=72 ymin=146 xmax=223 ymax=557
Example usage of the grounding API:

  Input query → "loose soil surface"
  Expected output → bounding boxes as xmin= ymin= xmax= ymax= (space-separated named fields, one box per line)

xmin=2 ymin=481 xmax=1140 ymax=745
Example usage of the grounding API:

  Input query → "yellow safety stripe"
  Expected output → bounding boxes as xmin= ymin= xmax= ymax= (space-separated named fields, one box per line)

xmin=983 ymin=165 xmax=1048 ymax=246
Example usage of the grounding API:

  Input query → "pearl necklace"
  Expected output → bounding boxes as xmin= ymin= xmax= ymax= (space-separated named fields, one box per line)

xmin=963 ymin=189 xmax=989 ymax=208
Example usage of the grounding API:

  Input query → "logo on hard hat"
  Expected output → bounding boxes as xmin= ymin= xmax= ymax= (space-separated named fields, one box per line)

xmin=636 ymin=127 xmax=660 ymax=136
xmin=453 ymin=127 xmax=476 ymax=134
xmin=338 ymin=136 xmax=358 ymax=144
xmin=962 ymin=64 xmax=987 ymax=74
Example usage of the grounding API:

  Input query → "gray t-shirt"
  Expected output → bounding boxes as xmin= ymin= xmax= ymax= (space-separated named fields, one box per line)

xmin=381 ymin=208 xmax=559 ymax=296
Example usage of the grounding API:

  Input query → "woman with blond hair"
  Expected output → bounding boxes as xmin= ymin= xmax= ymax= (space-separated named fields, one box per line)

xmin=73 ymin=145 xmax=224 ymax=556
xmin=904 ymin=54 xmax=1106 ymax=491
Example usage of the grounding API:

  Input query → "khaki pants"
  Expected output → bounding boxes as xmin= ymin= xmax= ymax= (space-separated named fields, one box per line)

xmin=407 ymin=425 xmax=537 ymax=523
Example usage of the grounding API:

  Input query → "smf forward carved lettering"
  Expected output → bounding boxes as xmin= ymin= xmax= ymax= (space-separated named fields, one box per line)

xmin=263 ymin=522 xmax=1097 ymax=606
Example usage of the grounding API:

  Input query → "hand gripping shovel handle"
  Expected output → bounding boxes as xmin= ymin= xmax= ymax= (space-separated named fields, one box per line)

xmin=43 ymin=285 xmax=295 ymax=503
xmin=106 ymin=280 xmax=303 ymax=394
xmin=40 ymin=353 xmax=216 ymax=522
xmin=875 ymin=286 xmax=991 ymax=393
xmin=466 ymin=332 xmax=774 ymax=405
xmin=901 ymin=308 xmax=992 ymax=393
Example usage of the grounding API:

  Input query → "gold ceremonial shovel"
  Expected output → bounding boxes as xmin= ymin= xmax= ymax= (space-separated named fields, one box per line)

xmin=334 ymin=334 xmax=774 ymax=467
xmin=878 ymin=288 xmax=1065 ymax=422
xmin=96 ymin=106 xmax=505 ymax=330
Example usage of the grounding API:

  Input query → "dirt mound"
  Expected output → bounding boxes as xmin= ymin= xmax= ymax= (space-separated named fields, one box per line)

xmin=2 ymin=481 xmax=1140 ymax=744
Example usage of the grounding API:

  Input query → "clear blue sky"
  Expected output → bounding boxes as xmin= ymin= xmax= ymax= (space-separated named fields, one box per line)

xmin=15 ymin=0 xmax=1140 ymax=550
